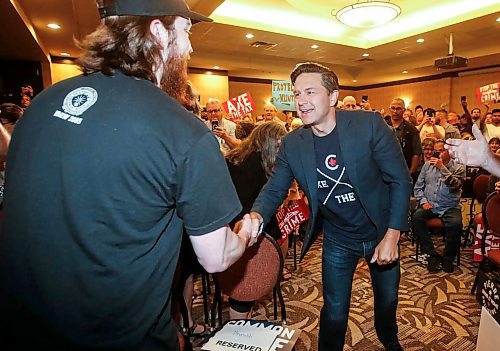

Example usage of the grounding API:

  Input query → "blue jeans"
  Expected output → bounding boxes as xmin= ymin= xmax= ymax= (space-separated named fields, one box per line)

xmin=319 ymin=234 xmax=400 ymax=351
xmin=412 ymin=207 xmax=462 ymax=260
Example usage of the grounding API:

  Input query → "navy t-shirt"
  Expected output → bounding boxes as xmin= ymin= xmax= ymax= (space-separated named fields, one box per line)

xmin=314 ymin=127 xmax=377 ymax=242
xmin=0 ymin=72 xmax=241 ymax=349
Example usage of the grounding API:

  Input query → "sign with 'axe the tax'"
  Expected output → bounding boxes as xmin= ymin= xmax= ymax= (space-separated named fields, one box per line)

xmin=222 ymin=92 xmax=256 ymax=120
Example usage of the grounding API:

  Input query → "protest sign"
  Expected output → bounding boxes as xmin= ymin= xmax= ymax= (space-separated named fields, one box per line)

xmin=272 ymin=80 xmax=296 ymax=111
xmin=476 ymin=82 xmax=500 ymax=104
xmin=222 ymin=92 xmax=256 ymax=120
xmin=276 ymin=198 xmax=309 ymax=245
xmin=473 ymin=220 xmax=500 ymax=262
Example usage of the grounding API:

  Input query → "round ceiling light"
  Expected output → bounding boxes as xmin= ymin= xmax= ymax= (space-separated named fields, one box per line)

xmin=335 ymin=1 xmax=401 ymax=28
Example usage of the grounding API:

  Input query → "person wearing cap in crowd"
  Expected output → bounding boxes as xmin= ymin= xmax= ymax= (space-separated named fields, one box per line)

xmin=0 ymin=1 xmax=257 ymax=350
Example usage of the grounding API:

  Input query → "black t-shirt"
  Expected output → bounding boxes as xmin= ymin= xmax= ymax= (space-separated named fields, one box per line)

xmin=387 ymin=119 xmax=422 ymax=171
xmin=314 ymin=127 xmax=377 ymax=242
xmin=0 ymin=72 xmax=241 ymax=349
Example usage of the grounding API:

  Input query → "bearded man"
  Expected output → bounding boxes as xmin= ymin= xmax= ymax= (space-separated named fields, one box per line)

xmin=0 ymin=1 xmax=256 ymax=350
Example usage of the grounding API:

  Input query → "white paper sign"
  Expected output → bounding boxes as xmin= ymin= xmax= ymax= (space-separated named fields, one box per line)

xmin=202 ymin=320 xmax=299 ymax=351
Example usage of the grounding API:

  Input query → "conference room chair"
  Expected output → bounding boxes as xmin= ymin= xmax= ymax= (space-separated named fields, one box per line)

xmin=210 ymin=232 xmax=286 ymax=328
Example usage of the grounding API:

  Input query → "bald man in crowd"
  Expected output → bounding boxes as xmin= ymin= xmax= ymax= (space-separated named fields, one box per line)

xmin=342 ymin=96 xmax=357 ymax=110
xmin=262 ymin=103 xmax=286 ymax=126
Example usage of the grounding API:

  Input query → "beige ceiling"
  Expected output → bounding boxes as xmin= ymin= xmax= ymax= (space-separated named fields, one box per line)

xmin=2 ymin=0 xmax=500 ymax=87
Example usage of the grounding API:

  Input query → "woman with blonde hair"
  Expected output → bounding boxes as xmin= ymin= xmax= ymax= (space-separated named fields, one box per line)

xmin=225 ymin=121 xmax=287 ymax=319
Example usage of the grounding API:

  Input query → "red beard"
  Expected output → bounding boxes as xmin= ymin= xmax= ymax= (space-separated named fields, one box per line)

xmin=159 ymin=54 xmax=188 ymax=106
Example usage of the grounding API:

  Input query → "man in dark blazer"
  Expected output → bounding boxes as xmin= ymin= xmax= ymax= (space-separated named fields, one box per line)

xmin=250 ymin=62 xmax=412 ymax=351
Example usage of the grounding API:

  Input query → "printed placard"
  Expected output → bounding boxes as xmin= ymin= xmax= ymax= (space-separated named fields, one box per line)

xmin=222 ymin=92 xmax=256 ymax=120
xmin=473 ymin=221 xmax=500 ymax=262
xmin=202 ymin=319 xmax=301 ymax=351
xmin=272 ymin=80 xmax=296 ymax=111
xmin=276 ymin=198 xmax=310 ymax=243
xmin=476 ymin=82 xmax=500 ymax=104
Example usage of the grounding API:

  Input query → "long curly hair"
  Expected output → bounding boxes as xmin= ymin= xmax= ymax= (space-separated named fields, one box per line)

xmin=76 ymin=14 xmax=176 ymax=85
xmin=226 ymin=122 xmax=287 ymax=177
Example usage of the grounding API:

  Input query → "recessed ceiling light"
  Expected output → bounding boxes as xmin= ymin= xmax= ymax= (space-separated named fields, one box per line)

xmin=362 ymin=53 xmax=369 ymax=57
xmin=416 ymin=38 xmax=425 ymax=43
xmin=496 ymin=17 xmax=500 ymax=22
xmin=311 ymin=44 xmax=319 ymax=49
xmin=206 ymin=71 xmax=213 ymax=75
xmin=47 ymin=23 xmax=61 ymax=29
xmin=212 ymin=66 xmax=220 ymax=69
xmin=402 ymin=70 xmax=408 ymax=74
xmin=245 ymin=33 xmax=254 ymax=39
xmin=60 ymin=52 xmax=70 ymax=56
xmin=352 ymin=79 xmax=357 ymax=82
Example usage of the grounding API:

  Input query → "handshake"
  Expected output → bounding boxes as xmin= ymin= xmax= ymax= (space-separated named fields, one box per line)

xmin=233 ymin=212 xmax=264 ymax=247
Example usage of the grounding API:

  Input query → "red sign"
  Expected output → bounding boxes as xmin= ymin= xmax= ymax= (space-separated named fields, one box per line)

xmin=276 ymin=198 xmax=310 ymax=245
xmin=476 ymin=82 xmax=500 ymax=104
xmin=473 ymin=220 xmax=500 ymax=262
xmin=222 ymin=92 xmax=256 ymax=121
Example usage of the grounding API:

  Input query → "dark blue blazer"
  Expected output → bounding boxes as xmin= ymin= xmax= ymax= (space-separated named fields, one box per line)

xmin=252 ymin=110 xmax=412 ymax=259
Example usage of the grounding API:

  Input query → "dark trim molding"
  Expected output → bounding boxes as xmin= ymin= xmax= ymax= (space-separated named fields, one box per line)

xmin=219 ymin=63 xmax=500 ymax=90
xmin=228 ymin=76 xmax=273 ymax=84
xmin=346 ymin=64 xmax=500 ymax=90
xmin=51 ymin=56 xmax=77 ymax=64
xmin=188 ymin=67 xmax=228 ymax=76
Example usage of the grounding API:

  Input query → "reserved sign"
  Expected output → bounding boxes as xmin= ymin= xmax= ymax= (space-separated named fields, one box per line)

xmin=202 ymin=319 xmax=300 ymax=351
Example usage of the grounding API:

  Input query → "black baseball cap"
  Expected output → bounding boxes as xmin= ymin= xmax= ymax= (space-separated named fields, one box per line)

xmin=98 ymin=0 xmax=213 ymax=23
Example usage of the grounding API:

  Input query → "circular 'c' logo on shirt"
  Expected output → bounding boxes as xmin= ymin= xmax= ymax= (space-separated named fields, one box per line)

xmin=325 ymin=154 xmax=339 ymax=171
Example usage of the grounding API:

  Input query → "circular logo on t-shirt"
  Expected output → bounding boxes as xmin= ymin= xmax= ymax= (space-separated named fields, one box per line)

xmin=481 ymin=279 xmax=499 ymax=317
xmin=62 ymin=87 xmax=98 ymax=116
xmin=325 ymin=154 xmax=339 ymax=171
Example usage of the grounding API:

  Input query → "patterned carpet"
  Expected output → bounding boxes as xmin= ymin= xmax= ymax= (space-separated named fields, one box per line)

xmin=191 ymin=232 xmax=482 ymax=351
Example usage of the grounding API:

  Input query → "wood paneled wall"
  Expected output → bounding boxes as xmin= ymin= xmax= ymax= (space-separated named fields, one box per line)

xmin=228 ymin=80 xmax=276 ymax=119
xmin=188 ymin=72 xmax=229 ymax=107
xmin=352 ymin=72 xmax=500 ymax=113
xmin=46 ymin=62 xmax=500 ymax=116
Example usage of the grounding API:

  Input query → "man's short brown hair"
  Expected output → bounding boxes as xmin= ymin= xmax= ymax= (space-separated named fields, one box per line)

xmin=290 ymin=62 xmax=339 ymax=94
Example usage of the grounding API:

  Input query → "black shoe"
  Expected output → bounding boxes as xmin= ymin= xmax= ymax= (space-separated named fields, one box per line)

xmin=442 ymin=259 xmax=454 ymax=273
xmin=427 ymin=253 xmax=442 ymax=273
xmin=384 ymin=340 xmax=403 ymax=351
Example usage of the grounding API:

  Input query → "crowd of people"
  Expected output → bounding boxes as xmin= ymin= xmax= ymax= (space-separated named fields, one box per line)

xmin=0 ymin=1 xmax=499 ymax=351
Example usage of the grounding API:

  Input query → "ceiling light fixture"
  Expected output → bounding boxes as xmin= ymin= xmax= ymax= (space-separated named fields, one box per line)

xmin=335 ymin=1 xmax=401 ymax=28
xmin=402 ymin=70 xmax=408 ymax=74
xmin=362 ymin=53 xmax=370 ymax=57
xmin=47 ymin=23 xmax=61 ymax=29
xmin=213 ymin=66 xmax=220 ymax=69
xmin=352 ymin=79 xmax=357 ymax=82
xmin=416 ymin=38 xmax=425 ymax=43
xmin=60 ymin=52 xmax=70 ymax=56
xmin=496 ymin=17 xmax=500 ymax=22
xmin=245 ymin=33 xmax=254 ymax=39
xmin=311 ymin=44 xmax=319 ymax=49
